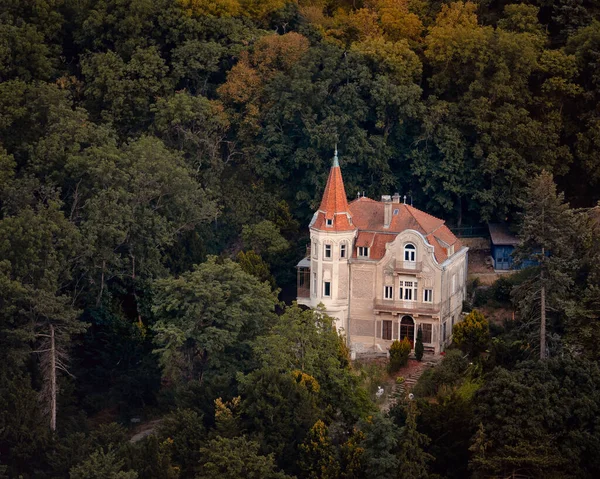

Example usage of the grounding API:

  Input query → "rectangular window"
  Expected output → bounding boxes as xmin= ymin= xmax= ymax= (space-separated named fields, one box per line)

xmin=326 ymin=218 xmax=333 ymax=227
xmin=382 ymin=320 xmax=392 ymax=340
xmin=340 ymin=243 xmax=346 ymax=258
xmin=423 ymin=289 xmax=433 ymax=303
xmin=313 ymin=273 xmax=317 ymax=295
xmin=452 ymin=274 xmax=457 ymax=294
xmin=443 ymin=321 xmax=447 ymax=340
xmin=358 ymin=246 xmax=369 ymax=258
xmin=323 ymin=281 xmax=331 ymax=297
xmin=384 ymin=286 xmax=393 ymax=300
xmin=324 ymin=244 xmax=332 ymax=259
xmin=312 ymin=242 xmax=316 ymax=258
xmin=421 ymin=324 xmax=432 ymax=343
xmin=404 ymin=286 xmax=412 ymax=300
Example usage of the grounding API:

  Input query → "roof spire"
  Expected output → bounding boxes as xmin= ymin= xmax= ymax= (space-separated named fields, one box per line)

xmin=333 ymin=144 xmax=339 ymax=168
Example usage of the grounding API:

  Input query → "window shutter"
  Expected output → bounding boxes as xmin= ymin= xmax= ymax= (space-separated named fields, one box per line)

xmin=376 ymin=321 xmax=382 ymax=339
xmin=393 ymin=321 xmax=399 ymax=340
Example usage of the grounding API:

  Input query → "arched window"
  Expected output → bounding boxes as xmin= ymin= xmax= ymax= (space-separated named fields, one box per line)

xmin=404 ymin=243 xmax=416 ymax=262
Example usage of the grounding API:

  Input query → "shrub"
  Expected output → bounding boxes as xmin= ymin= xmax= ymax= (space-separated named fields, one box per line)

xmin=388 ymin=337 xmax=411 ymax=372
xmin=415 ymin=327 xmax=424 ymax=361
xmin=452 ymin=310 xmax=490 ymax=357
xmin=490 ymin=277 xmax=513 ymax=303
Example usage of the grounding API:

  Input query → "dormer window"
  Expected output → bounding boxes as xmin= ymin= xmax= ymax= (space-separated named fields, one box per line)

xmin=358 ymin=246 xmax=369 ymax=258
xmin=326 ymin=218 xmax=333 ymax=227
xmin=404 ymin=243 xmax=416 ymax=262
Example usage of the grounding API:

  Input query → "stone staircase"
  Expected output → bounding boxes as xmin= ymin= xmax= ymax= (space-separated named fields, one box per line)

xmin=384 ymin=355 xmax=441 ymax=410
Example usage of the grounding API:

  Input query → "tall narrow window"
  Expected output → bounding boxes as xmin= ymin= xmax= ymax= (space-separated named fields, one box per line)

xmin=423 ymin=289 xmax=433 ymax=303
xmin=443 ymin=321 xmax=447 ymax=340
xmin=340 ymin=243 xmax=347 ymax=259
xmin=404 ymin=243 xmax=416 ymax=262
xmin=421 ymin=324 xmax=432 ymax=343
xmin=382 ymin=320 xmax=392 ymax=340
xmin=312 ymin=273 xmax=317 ymax=295
xmin=324 ymin=244 xmax=332 ymax=259
xmin=384 ymin=286 xmax=393 ymax=300
xmin=452 ymin=274 xmax=457 ymax=294
xmin=323 ymin=281 xmax=331 ymax=297
xmin=404 ymin=281 xmax=413 ymax=300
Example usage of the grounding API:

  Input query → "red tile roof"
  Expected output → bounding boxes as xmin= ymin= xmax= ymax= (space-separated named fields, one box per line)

xmin=346 ymin=197 xmax=462 ymax=262
xmin=312 ymin=161 xmax=355 ymax=232
xmin=311 ymin=162 xmax=462 ymax=263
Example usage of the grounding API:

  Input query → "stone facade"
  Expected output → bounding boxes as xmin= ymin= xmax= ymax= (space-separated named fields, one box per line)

xmin=296 ymin=155 xmax=468 ymax=355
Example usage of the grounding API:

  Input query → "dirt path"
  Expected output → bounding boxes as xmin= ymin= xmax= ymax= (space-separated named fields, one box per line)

xmin=129 ymin=418 xmax=163 ymax=443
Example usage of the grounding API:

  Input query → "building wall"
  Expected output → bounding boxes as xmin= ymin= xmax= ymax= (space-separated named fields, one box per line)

xmin=303 ymin=226 xmax=468 ymax=355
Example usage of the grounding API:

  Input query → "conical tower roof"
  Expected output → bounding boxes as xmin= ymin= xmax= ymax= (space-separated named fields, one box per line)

xmin=311 ymin=148 xmax=355 ymax=231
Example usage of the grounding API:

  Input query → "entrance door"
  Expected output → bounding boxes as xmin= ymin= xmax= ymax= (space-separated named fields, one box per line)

xmin=400 ymin=316 xmax=415 ymax=348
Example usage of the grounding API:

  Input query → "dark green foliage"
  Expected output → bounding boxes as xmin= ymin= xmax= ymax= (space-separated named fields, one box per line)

xmin=70 ymin=448 xmax=138 ymax=479
xmin=452 ymin=310 xmax=490 ymax=358
xmin=388 ymin=338 xmax=411 ymax=372
xmin=3 ymin=1 xmax=600 ymax=478
xmin=157 ymin=408 xmax=207 ymax=477
xmin=198 ymin=436 xmax=293 ymax=479
xmin=397 ymin=401 xmax=433 ymax=479
xmin=471 ymin=358 xmax=600 ymax=478
xmin=415 ymin=327 xmax=424 ymax=362
xmin=239 ymin=368 xmax=321 ymax=472
xmin=412 ymin=350 xmax=469 ymax=398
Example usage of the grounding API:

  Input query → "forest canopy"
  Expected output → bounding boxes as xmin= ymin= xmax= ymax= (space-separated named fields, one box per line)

xmin=2 ymin=0 xmax=600 ymax=478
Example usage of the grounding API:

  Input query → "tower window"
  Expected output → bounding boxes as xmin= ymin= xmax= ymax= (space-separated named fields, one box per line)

xmin=326 ymin=218 xmax=333 ymax=227
xmin=323 ymin=281 xmax=331 ymax=297
xmin=340 ymin=243 xmax=347 ymax=258
xmin=324 ymin=244 xmax=332 ymax=259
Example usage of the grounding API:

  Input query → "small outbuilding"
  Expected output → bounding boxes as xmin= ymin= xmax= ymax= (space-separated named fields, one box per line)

xmin=488 ymin=223 xmax=519 ymax=270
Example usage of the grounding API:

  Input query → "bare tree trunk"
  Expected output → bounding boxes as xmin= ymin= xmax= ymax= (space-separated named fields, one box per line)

xmin=50 ymin=324 xmax=57 ymax=431
xmin=96 ymin=260 xmax=106 ymax=306
xmin=540 ymin=247 xmax=546 ymax=360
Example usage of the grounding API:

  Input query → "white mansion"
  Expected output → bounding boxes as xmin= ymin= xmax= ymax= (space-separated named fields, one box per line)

xmin=297 ymin=152 xmax=468 ymax=355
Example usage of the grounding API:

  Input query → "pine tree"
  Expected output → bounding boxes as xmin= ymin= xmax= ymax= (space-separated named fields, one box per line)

xmin=397 ymin=401 xmax=433 ymax=479
xmin=513 ymin=171 xmax=586 ymax=359
xmin=415 ymin=327 xmax=424 ymax=361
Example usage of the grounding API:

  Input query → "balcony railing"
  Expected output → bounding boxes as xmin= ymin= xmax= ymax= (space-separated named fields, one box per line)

xmin=374 ymin=299 xmax=440 ymax=314
xmin=394 ymin=260 xmax=422 ymax=274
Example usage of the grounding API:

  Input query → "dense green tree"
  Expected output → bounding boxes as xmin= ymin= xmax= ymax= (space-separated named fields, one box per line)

xmin=238 ymin=367 xmax=321 ymax=472
xmin=253 ymin=303 xmax=372 ymax=423
xmin=197 ymin=436 xmax=293 ymax=479
xmin=513 ymin=171 xmax=587 ymax=358
xmin=452 ymin=309 xmax=490 ymax=357
xmin=157 ymin=408 xmax=207 ymax=477
xmin=397 ymin=401 xmax=433 ymax=479
xmin=70 ymin=448 xmax=138 ymax=479
xmin=360 ymin=414 xmax=400 ymax=479
xmin=471 ymin=358 xmax=600 ymax=478
xmin=415 ymin=326 xmax=424 ymax=361
xmin=152 ymin=257 xmax=278 ymax=383
xmin=298 ymin=419 xmax=340 ymax=479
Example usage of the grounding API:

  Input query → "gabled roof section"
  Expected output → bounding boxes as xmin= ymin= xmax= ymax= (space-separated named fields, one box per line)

xmin=312 ymin=150 xmax=355 ymax=232
xmin=347 ymin=198 xmax=463 ymax=262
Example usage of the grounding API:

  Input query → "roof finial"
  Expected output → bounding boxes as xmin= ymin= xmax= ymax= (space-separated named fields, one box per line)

xmin=333 ymin=144 xmax=339 ymax=167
